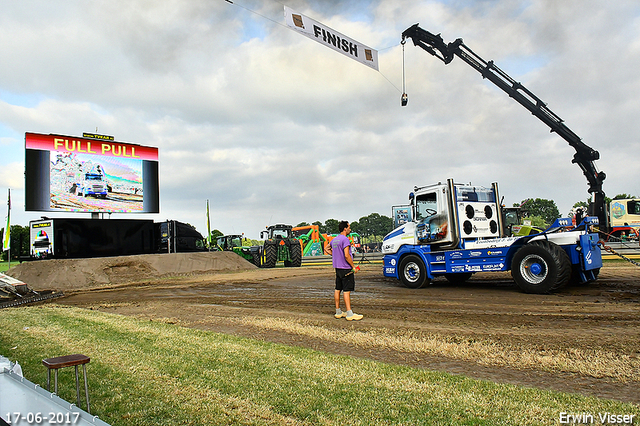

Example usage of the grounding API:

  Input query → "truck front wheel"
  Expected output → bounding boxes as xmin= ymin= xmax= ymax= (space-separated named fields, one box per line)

xmin=511 ymin=241 xmax=571 ymax=294
xmin=399 ymin=254 xmax=429 ymax=288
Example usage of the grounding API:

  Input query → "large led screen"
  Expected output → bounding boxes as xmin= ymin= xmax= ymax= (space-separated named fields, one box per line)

xmin=25 ymin=132 xmax=159 ymax=213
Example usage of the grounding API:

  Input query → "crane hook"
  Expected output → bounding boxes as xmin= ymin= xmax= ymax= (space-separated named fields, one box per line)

xmin=401 ymin=39 xmax=408 ymax=106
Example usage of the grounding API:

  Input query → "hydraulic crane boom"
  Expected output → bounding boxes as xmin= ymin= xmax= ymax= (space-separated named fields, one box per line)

xmin=401 ymin=24 xmax=608 ymax=230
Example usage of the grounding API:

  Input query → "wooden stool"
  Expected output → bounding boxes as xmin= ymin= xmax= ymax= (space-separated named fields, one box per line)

xmin=42 ymin=354 xmax=91 ymax=413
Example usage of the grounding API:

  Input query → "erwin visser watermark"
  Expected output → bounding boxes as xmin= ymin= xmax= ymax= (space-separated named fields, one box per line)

xmin=559 ymin=412 xmax=636 ymax=424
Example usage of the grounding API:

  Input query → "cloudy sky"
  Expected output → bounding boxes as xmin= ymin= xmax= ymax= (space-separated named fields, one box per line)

xmin=1 ymin=0 xmax=639 ymax=239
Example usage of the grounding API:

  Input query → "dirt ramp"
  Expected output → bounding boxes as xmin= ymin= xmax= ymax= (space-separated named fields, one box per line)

xmin=6 ymin=251 xmax=257 ymax=292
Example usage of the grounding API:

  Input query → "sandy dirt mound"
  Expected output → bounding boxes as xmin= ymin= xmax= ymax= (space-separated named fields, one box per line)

xmin=6 ymin=251 xmax=257 ymax=292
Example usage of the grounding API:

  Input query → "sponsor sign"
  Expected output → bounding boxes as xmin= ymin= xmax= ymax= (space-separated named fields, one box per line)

xmin=284 ymin=6 xmax=379 ymax=71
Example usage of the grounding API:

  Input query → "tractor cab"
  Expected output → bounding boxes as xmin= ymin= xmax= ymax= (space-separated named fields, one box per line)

xmin=261 ymin=224 xmax=293 ymax=240
xmin=216 ymin=235 xmax=245 ymax=251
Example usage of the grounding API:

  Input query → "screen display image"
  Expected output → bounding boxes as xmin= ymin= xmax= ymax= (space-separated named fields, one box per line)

xmin=25 ymin=132 xmax=159 ymax=213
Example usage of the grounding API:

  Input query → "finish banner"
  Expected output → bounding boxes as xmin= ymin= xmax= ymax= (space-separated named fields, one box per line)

xmin=284 ymin=6 xmax=379 ymax=71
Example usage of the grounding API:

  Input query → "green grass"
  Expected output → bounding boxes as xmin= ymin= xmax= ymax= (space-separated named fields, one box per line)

xmin=0 ymin=261 xmax=10 ymax=273
xmin=1 ymin=306 xmax=638 ymax=426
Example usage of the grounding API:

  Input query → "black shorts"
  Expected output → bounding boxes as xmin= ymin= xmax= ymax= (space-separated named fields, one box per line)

xmin=335 ymin=268 xmax=355 ymax=292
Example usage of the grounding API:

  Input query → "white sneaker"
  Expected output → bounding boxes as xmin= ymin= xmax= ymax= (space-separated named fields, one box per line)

xmin=346 ymin=312 xmax=363 ymax=321
xmin=334 ymin=311 xmax=347 ymax=319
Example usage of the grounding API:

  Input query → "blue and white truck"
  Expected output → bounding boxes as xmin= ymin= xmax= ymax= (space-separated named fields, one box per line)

xmin=382 ymin=179 xmax=602 ymax=294
xmin=76 ymin=172 xmax=108 ymax=198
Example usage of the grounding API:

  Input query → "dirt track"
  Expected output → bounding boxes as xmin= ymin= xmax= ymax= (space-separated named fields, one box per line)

xmin=9 ymin=254 xmax=640 ymax=405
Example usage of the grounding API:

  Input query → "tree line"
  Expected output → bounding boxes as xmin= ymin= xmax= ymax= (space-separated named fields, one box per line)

xmin=4 ymin=193 xmax=638 ymax=261
xmin=208 ymin=213 xmax=395 ymax=247
xmin=296 ymin=212 xmax=394 ymax=243
xmin=520 ymin=193 xmax=638 ymax=227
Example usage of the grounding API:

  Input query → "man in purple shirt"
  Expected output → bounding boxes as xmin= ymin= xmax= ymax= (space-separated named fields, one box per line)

xmin=326 ymin=221 xmax=363 ymax=321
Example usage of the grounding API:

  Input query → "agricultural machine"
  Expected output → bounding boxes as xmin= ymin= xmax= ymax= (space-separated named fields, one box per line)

xmin=260 ymin=224 xmax=302 ymax=268
xmin=216 ymin=234 xmax=261 ymax=267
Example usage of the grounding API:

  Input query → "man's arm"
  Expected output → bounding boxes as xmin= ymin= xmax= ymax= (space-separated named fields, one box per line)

xmin=343 ymin=246 xmax=356 ymax=270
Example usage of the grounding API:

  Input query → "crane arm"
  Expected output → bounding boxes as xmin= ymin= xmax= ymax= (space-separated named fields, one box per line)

xmin=401 ymin=24 xmax=608 ymax=229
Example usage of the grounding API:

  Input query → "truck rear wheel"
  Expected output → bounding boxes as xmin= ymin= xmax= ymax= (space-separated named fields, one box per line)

xmin=399 ymin=254 xmax=429 ymax=288
xmin=511 ymin=241 xmax=571 ymax=294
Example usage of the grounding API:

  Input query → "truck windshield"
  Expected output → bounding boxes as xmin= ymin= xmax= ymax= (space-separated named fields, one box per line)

xmin=456 ymin=186 xmax=495 ymax=202
xmin=415 ymin=193 xmax=437 ymax=220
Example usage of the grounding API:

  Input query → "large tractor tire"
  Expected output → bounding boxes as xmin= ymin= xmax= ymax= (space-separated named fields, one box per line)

xmin=399 ymin=254 xmax=430 ymax=288
xmin=262 ymin=243 xmax=278 ymax=268
xmin=511 ymin=240 xmax=571 ymax=294
xmin=284 ymin=241 xmax=302 ymax=267
xmin=251 ymin=251 xmax=262 ymax=268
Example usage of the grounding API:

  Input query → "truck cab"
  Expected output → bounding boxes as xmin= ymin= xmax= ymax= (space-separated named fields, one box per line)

xmin=383 ymin=180 xmax=501 ymax=254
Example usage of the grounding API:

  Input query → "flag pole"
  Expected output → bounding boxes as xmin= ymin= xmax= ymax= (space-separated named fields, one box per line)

xmin=3 ymin=189 xmax=11 ymax=269
xmin=206 ymin=199 xmax=211 ymax=250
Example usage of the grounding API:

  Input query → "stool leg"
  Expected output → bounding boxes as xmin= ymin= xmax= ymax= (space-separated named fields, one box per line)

xmin=82 ymin=364 xmax=90 ymax=414
xmin=54 ymin=369 xmax=58 ymax=395
xmin=74 ymin=365 xmax=81 ymax=408
xmin=47 ymin=368 xmax=51 ymax=392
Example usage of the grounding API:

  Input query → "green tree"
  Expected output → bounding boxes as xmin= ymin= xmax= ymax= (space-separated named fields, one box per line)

xmin=1 ymin=225 xmax=29 ymax=261
xmin=354 ymin=213 xmax=393 ymax=242
xmin=296 ymin=222 xmax=310 ymax=227
xmin=312 ymin=221 xmax=323 ymax=233
xmin=210 ymin=229 xmax=223 ymax=242
xmin=525 ymin=216 xmax=548 ymax=228
xmin=612 ymin=193 xmax=637 ymax=199
xmin=324 ymin=219 xmax=339 ymax=234
xmin=350 ymin=220 xmax=360 ymax=234
xmin=519 ymin=198 xmax=560 ymax=226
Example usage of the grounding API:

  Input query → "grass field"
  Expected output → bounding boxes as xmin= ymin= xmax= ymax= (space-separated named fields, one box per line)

xmin=1 ymin=306 xmax=637 ymax=426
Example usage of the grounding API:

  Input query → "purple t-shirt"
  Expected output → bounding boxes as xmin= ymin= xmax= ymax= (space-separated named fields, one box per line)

xmin=331 ymin=234 xmax=351 ymax=269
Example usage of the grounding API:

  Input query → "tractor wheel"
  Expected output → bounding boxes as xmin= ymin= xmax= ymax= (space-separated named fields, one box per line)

xmin=399 ymin=254 xmax=430 ymax=288
xmin=286 ymin=241 xmax=302 ymax=267
xmin=444 ymin=273 xmax=473 ymax=285
xmin=252 ymin=251 xmax=262 ymax=268
xmin=262 ymin=243 xmax=277 ymax=268
xmin=511 ymin=241 xmax=571 ymax=294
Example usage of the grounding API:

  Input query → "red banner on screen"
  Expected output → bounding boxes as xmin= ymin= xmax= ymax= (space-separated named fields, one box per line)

xmin=25 ymin=133 xmax=159 ymax=161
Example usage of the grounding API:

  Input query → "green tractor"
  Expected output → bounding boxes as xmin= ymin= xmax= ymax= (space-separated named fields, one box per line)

xmin=216 ymin=234 xmax=261 ymax=267
xmin=259 ymin=224 xmax=303 ymax=268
